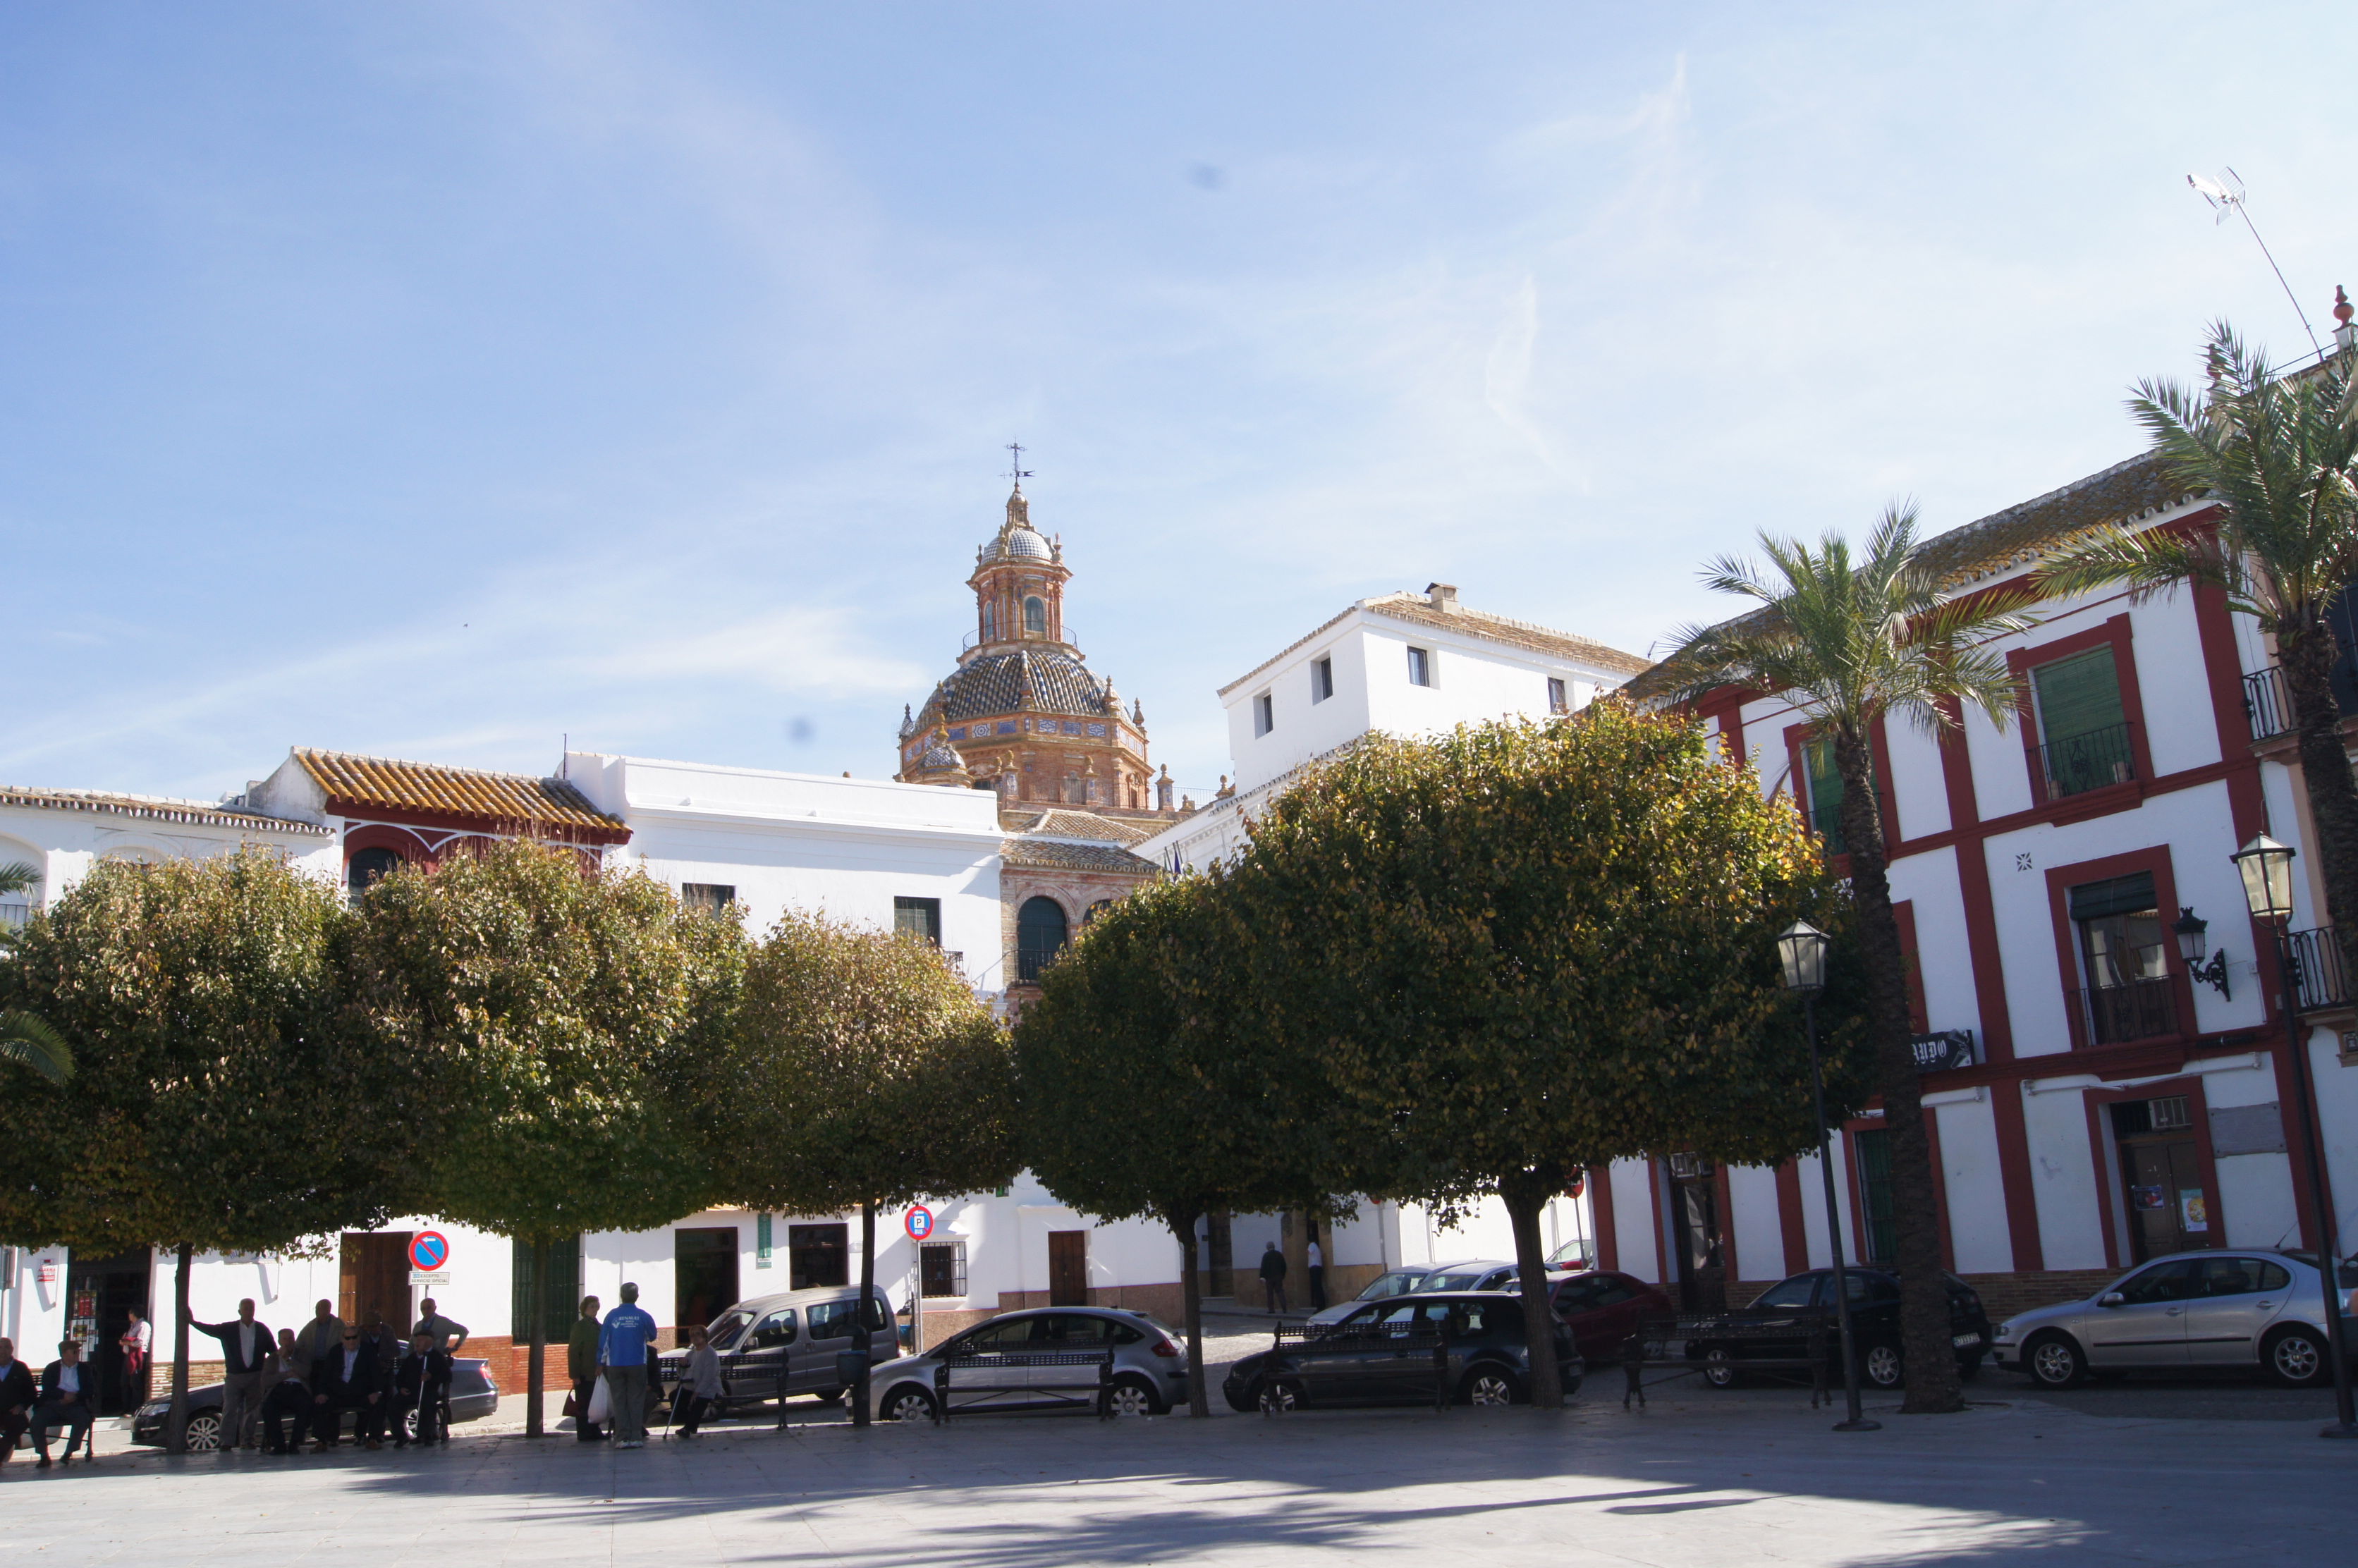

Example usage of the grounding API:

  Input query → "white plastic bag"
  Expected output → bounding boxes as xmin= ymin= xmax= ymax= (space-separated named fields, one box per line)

xmin=586 ymin=1374 xmax=612 ymax=1426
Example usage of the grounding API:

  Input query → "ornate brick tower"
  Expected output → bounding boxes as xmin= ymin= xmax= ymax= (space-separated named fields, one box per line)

xmin=896 ymin=484 xmax=1163 ymax=812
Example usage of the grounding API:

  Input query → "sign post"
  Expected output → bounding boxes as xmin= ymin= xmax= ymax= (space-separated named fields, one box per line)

xmin=408 ymin=1230 xmax=451 ymax=1287
xmin=904 ymin=1208 xmax=934 ymax=1353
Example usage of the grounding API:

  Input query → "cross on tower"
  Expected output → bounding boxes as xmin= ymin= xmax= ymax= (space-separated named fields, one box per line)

xmin=1006 ymin=442 xmax=1033 ymax=486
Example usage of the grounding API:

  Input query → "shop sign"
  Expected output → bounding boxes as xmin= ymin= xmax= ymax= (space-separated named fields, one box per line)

xmin=1910 ymin=1030 xmax=1979 ymax=1072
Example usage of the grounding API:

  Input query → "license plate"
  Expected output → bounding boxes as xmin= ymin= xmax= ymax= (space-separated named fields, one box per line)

xmin=1953 ymin=1333 xmax=1981 ymax=1348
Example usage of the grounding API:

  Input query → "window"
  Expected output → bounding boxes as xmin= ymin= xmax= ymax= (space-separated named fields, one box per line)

xmin=744 ymin=1309 xmax=798 ymax=1349
xmin=347 ymin=847 xmax=402 ymax=906
xmin=2071 ymin=872 xmax=2175 ymax=1043
xmin=2032 ymin=646 xmax=2134 ymax=798
xmin=787 ymin=1223 xmax=848 ymax=1290
xmin=920 ymin=1241 xmax=967 ymax=1299
xmin=1023 ymin=596 xmax=1048 ymax=635
xmin=893 ymin=896 xmax=942 ymax=945
xmin=1312 ymin=657 xmax=1335 ymax=703
xmin=808 ymin=1296 xmax=890 ymax=1340
xmin=1018 ymin=896 xmax=1069 ymax=981
xmin=1406 ymin=647 xmax=1433 ymax=687
xmin=1802 ymin=737 xmax=1846 ymax=852
xmin=1083 ymin=899 xmax=1113 ymax=924
xmin=681 ymin=883 xmax=735 ymax=917
xmin=982 ymin=604 xmax=997 ymax=641
xmin=510 ymin=1233 xmax=580 ymax=1344
xmin=1546 ymin=677 xmax=1569 ymax=714
xmin=1752 ymin=1275 xmax=1819 ymax=1309
xmin=1853 ymin=1128 xmax=1897 ymax=1266
xmin=1253 ymin=693 xmax=1274 ymax=737
xmin=2117 ymin=1258 xmax=2203 ymax=1304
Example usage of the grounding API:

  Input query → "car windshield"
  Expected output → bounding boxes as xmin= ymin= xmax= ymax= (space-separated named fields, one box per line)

xmin=1420 ymin=1271 xmax=1489 ymax=1292
xmin=705 ymin=1309 xmax=754 ymax=1351
xmin=1752 ymin=1276 xmax=1819 ymax=1309
xmin=1357 ymin=1270 xmax=1423 ymax=1300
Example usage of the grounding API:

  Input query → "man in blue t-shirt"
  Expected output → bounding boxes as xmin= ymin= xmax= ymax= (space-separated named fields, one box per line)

xmin=597 ymin=1283 xmax=661 ymax=1448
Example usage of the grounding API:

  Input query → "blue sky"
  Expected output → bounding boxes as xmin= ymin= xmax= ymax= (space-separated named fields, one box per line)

xmin=6 ymin=2 xmax=2356 ymax=803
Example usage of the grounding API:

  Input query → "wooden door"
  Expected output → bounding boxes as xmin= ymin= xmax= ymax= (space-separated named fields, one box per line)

xmin=1047 ymin=1230 xmax=1088 ymax=1306
xmin=2122 ymin=1138 xmax=2209 ymax=1261
xmin=339 ymin=1232 xmax=413 ymax=1333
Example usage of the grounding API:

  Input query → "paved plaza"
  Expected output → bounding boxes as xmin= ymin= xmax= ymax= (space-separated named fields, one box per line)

xmin=10 ymin=1380 xmax=2350 ymax=1567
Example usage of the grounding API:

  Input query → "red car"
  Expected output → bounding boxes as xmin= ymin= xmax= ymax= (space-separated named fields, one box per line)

xmin=1548 ymin=1270 xmax=1673 ymax=1363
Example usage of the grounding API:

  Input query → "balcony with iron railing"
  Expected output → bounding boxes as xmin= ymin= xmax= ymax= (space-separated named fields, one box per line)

xmin=2034 ymin=721 xmax=2139 ymax=803
xmin=2244 ymin=666 xmax=2294 ymax=742
xmin=2284 ymin=924 xmax=2352 ymax=1012
xmin=2077 ymin=976 xmax=2179 ymax=1046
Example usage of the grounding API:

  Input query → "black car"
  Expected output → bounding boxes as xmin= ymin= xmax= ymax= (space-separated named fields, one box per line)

xmin=1221 ymin=1291 xmax=1582 ymax=1412
xmin=130 ymin=1359 xmax=501 ymax=1449
xmin=1685 ymin=1268 xmax=1991 ymax=1390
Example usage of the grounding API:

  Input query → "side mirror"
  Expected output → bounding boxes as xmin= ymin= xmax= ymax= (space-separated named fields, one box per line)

xmin=2098 ymin=1292 xmax=2125 ymax=1308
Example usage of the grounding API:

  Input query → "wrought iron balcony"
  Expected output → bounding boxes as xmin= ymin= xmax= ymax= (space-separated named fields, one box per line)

xmin=2078 ymin=976 xmax=2178 ymax=1046
xmin=1809 ymin=798 xmax=1845 ymax=855
xmin=2244 ymin=666 xmax=2293 ymax=742
xmin=2285 ymin=925 xmax=2352 ymax=1012
xmin=2034 ymin=721 xmax=2138 ymax=802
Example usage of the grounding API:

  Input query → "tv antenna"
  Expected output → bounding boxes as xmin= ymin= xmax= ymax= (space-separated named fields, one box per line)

xmin=1006 ymin=441 xmax=1034 ymax=487
xmin=2188 ymin=168 xmax=2323 ymax=357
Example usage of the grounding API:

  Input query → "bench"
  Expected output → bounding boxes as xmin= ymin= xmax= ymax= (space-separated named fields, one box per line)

xmin=1264 ymin=1323 xmax=1455 ymax=1413
xmin=1618 ymin=1311 xmax=1838 ymax=1408
xmin=929 ymin=1347 xmax=1114 ymax=1422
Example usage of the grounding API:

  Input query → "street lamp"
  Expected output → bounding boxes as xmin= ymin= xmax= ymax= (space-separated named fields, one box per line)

xmin=1776 ymin=919 xmax=1879 ymax=1433
xmin=2229 ymin=833 xmax=2357 ymax=1440
xmin=2172 ymin=907 xmax=2231 ymax=999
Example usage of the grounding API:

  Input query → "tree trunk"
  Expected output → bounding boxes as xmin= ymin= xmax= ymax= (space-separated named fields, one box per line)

xmin=2277 ymin=620 xmax=2358 ymax=996
xmin=1833 ymin=725 xmax=1964 ymax=1415
xmin=525 ymin=1236 xmax=549 ymax=1438
xmin=1171 ymin=1206 xmax=1209 ymax=1416
xmin=852 ymin=1200 xmax=874 ymax=1428
xmin=165 ymin=1242 xmax=193 ymax=1454
xmin=1501 ymin=1176 xmax=1564 ymax=1409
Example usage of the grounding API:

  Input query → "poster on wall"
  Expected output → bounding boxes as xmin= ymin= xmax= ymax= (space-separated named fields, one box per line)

xmin=2178 ymin=1189 xmax=2210 ymax=1232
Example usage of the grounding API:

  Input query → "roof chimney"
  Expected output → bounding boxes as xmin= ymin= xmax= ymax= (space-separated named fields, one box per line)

xmin=1426 ymin=582 xmax=1460 ymax=613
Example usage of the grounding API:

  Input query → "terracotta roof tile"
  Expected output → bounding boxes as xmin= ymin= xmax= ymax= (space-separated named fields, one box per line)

xmin=999 ymin=837 xmax=1159 ymax=874
xmin=1360 ymin=594 xmax=1653 ymax=674
xmin=293 ymin=749 xmax=629 ymax=842
xmin=997 ymin=807 xmax=1156 ymax=846
xmin=923 ymin=648 xmax=1115 ymax=723
xmin=0 ymin=787 xmax=334 ymax=837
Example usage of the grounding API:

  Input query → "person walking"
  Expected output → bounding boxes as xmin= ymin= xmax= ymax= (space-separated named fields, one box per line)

xmin=567 ymin=1296 xmax=605 ymax=1442
xmin=673 ymin=1325 xmax=721 ymax=1439
xmin=1258 ymin=1242 xmax=1289 ymax=1315
xmin=597 ymin=1282 xmax=659 ymax=1450
xmin=0 ymin=1339 xmax=35 ymax=1467
xmin=259 ymin=1330 xmax=312 ymax=1454
xmin=193 ymin=1299 xmax=271 ymax=1451
xmin=310 ymin=1324 xmax=383 ymax=1450
xmin=1305 ymin=1234 xmax=1327 ymax=1311
xmin=31 ymin=1341 xmax=94 ymax=1466
xmin=118 ymin=1308 xmax=152 ymax=1408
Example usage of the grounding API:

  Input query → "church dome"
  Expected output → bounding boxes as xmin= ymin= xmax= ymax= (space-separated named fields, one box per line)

xmin=998 ymin=526 xmax=1052 ymax=561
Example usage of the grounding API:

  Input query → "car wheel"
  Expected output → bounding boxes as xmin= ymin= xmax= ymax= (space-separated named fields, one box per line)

xmin=1701 ymin=1348 xmax=1739 ymax=1389
xmin=2024 ymin=1333 xmax=2087 ymax=1390
xmin=2263 ymin=1325 xmax=2329 ymax=1388
xmin=1255 ymin=1379 xmax=1302 ymax=1416
xmin=882 ymin=1386 xmax=938 ymax=1423
xmin=1861 ymin=1343 xmax=1905 ymax=1389
xmin=1106 ymin=1376 xmax=1160 ymax=1418
xmin=182 ymin=1410 xmax=224 ymax=1452
xmin=1459 ymin=1366 xmax=1522 ymax=1407
xmin=401 ymin=1407 xmax=420 ymax=1443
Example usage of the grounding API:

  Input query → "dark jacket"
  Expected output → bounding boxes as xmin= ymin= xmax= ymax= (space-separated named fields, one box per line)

xmin=1258 ymin=1250 xmax=1288 ymax=1283
xmin=0 ymin=1359 xmax=35 ymax=1417
xmin=195 ymin=1318 xmax=274 ymax=1376
xmin=394 ymin=1347 xmax=451 ymax=1401
xmin=37 ymin=1361 xmax=92 ymax=1407
xmin=311 ymin=1342 xmax=382 ymax=1404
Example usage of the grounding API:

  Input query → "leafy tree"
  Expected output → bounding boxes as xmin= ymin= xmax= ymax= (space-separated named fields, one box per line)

xmin=348 ymin=841 xmax=743 ymax=1438
xmin=1666 ymin=506 xmax=2038 ymax=1414
xmin=1236 ymin=704 xmax=1862 ymax=1407
xmin=706 ymin=910 xmax=1018 ymax=1426
xmin=1015 ymin=873 xmax=1376 ymax=1416
xmin=0 ymin=864 xmax=72 ymax=1084
xmin=0 ymin=849 xmax=427 ymax=1450
xmin=2044 ymin=324 xmax=2358 ymax=985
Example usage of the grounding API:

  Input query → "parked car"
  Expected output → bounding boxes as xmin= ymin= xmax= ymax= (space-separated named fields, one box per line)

xmin=1410 ymin=1260 xmax=1520 ymax=1294
xmin=1685 ymin=1268 xmax=1991 ymax=1390
xmin=654 ymin=1282 xmax=897 ymax=1414
xmin=1992 ymin=1249 xmax=2358 ymax=1389
xmin=1306 ymin=1265 xmax=1443 ymax=1325
xmin=868 ymin=1306 xmax=1190 ymax=1422
xmin=130 ymin=1359 xmax=500 ymax=1450
xmin=1548 ymin=1269 xmax=1676 ymax=1365
xmin=1223 ymin=1291 xmax=1582 ymax=1412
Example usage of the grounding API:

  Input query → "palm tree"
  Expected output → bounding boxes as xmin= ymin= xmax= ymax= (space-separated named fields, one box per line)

xmin=0 ymin=862 xmax=71 ymax=1084
xmin=2043 ymin=323 xmax=2358 ymax=987
xmin=1669 ymin=503 xmax=2039 ymax=1415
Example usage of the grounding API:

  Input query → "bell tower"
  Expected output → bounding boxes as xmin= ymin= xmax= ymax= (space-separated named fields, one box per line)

xmin=967 ymin=484 xmax=1071 ymax=660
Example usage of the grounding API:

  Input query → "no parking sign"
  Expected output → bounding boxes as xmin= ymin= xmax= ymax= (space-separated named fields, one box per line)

xmin=408 ymin=1230 xmax=451 ymax=1285
xmin=904 ymin=1206 xmax=934 ymax=1242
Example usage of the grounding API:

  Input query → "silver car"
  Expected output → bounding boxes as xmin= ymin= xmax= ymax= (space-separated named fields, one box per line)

xmin=1307 ymin=1264 xmax=1441 ymax=1325
xmin=1412 ymin=1259 xmax=1519 ymax=1294
xmin=654 ymin=1282 xmax=897 ymax=1413
xmin=868 ymin=1306 xmax=1190 ymax=1421
xmin=1992 ymin=1248 xmax=2357 ymax=1389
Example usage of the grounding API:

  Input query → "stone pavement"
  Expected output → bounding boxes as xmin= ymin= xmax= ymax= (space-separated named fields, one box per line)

xmin=9 ymin=1385 xmax=2350 ymax=1567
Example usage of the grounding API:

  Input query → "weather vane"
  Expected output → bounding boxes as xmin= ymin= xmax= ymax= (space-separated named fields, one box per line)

xmin=1006 ymin=441 xmax=1033 ymax=486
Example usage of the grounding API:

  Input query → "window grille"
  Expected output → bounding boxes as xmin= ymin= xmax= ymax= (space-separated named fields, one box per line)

xmin=921 ymin=1241 xmax=967 ymax=1299
xmin=681 ymin=883 xmax=736 ymax=917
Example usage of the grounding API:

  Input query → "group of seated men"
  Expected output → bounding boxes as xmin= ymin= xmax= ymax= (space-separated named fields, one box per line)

xmin=0 ymin=1336 xmax=100 ymax=1468
xmin=197 ymin=1296 xmax=468 ymax=1453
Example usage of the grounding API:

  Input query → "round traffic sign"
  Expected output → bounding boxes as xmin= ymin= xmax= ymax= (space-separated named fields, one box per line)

xmin=904 ymin=1206 xmax=934 ymax=1242
xmin=408 ymin=1231 xmax=450 ymax=1272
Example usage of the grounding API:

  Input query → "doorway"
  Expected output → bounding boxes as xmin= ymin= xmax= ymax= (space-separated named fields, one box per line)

xmin=674 ymin=1227 xmax=741 ymax=1346
xmin=2113 ymin=1097 xmax=2211 ymax=1261
xmin=339 ymin=1232 xmax=414 ymax=1337
xmin=1664 ymin=1158 xmax=1726 ymax=1313
xmin=1048 ymin=1230 xmax=1089 ymax=1306
xmin=63 ymin=1249 xmax=152 ymax=1415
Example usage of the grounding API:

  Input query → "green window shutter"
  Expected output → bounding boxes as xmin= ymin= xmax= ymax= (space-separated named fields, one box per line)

xmin=511 ymin=1235 xmax=582 ymax=1345
xmin=2033 ymin=647 xmax=2125 ymax=747
xmin=1853 ymin=1129 xmax=1897 ymax=1267
xmin=1803 ymin=737 xmax=1847 ymax=850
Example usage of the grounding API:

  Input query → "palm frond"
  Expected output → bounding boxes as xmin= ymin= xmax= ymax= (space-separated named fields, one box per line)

xmin=0 ymin=1010 xmax=73 ymax=1085
xmin=0 ymin=862 xmax=38 ymax=900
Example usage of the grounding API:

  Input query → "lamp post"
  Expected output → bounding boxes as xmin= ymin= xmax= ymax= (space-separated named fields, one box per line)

xmin=1776 ymin=919 xmax=1879 ymax=1433
xmin=2230 ymin=833 xmax=2357 ymax=1440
